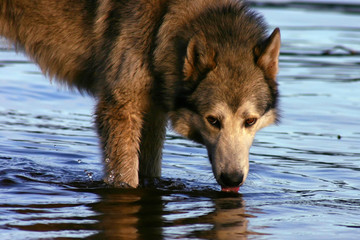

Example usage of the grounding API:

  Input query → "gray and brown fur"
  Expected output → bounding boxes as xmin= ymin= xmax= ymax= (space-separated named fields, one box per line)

xmin=0 ymin=0 xmax=280 ymax=189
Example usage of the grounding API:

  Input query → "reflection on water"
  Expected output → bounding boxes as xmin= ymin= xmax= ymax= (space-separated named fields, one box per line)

xmin=1 ymin=174 xmax=254 ymax=239
xmin=87 ymin=189 xmax=252 ymax=240
xmin=1 ymin=0 xmax=360 ymax=239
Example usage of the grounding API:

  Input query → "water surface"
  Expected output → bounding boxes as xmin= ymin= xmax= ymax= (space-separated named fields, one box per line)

xmin=1 ymin=1 xmax=360 ymax=239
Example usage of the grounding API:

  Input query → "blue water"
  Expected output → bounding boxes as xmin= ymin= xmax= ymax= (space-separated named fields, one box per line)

xmin=1 ymin=1 xmax=360 ymax=239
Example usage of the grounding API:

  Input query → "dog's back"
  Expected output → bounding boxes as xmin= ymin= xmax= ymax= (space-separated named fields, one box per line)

xmin=0 ymin=0 xmax=99 ymax=92
xmin=0 ymin=0 xmax=169 ymax=94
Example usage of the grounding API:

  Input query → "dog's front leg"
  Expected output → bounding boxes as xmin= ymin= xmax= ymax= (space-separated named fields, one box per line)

xmin=138 ymin=103 xmax=167 ymax=180
xmin=95 ymin=92 xmax=147 ymax=188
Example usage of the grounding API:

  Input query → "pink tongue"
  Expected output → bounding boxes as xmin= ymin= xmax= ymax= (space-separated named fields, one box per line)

xmin=221 ymin=186 xmax=240 ymax=192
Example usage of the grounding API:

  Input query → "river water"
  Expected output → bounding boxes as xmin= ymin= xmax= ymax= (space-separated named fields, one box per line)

xmin=0 ymin=1 xmax=359 ymax=239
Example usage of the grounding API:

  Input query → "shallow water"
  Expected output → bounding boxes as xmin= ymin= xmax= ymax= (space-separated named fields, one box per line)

xmin=1 ymin=1 xmax=360 ymax=239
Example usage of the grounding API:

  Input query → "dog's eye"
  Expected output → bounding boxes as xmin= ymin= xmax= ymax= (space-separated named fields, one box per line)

xmin=206 ymin=116 xmax=221 ymax=129
xmin=245 ymin=118 xmax=257 ymax=127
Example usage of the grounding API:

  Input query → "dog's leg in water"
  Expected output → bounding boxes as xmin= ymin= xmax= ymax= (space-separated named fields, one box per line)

xmin=95 ymin=87 xmax=167 ymax=188
xmin=95 ymin=91 xmax=146 ymax=188
xmin=138 ymin=103 xmax=167 ymax=182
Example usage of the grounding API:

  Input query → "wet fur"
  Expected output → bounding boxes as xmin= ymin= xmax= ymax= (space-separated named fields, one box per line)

xmin=0 ymin=0 xmax=280 ymax=188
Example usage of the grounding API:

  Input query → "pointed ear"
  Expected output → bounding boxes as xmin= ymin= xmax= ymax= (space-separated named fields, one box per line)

xmin=183 ymin=34 xmax=216 ymax=81
xmin=255 ymin=28 xmax=281 ymax=81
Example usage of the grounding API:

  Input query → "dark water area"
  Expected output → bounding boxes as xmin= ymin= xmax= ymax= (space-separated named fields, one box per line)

xmin=1 ymin=1 xmax=360 ymax=239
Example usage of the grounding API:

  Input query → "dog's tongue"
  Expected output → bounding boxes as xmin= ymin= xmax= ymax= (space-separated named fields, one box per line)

xmin=221 ymin=186 xmax=240 ymax=193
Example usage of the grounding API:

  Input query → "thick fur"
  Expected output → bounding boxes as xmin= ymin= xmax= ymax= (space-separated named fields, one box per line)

xmin=0 ymin=0 xmax=280 ymax=189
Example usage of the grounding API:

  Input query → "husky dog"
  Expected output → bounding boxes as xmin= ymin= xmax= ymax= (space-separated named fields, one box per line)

xmin=0 ymin=0 xmax=280 ymax=192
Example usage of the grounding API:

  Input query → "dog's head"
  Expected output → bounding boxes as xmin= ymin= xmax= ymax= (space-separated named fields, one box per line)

xmin=167 ymin=28 xmax=280 ymax=192
xmin=154 ymin=6 xmax=281 ymax=192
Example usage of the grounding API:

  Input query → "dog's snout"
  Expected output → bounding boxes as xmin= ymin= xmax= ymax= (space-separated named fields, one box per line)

xmin=220 ymin=171 xmax=244 ymax=187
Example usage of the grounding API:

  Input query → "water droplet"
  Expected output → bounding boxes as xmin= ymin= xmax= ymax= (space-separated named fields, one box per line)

xmin=77 ymin=159 xmax=82 ymax=163
xmin=107 ymin=173 xmax=115 ymax=184
xmin=87 ymin=172 xmax=94 ymax=181
xmin=105 ymin=158 xmax=110 ymax=163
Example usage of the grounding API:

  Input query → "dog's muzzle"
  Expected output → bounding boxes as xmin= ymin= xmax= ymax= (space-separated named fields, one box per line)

xmin=219 ymin=171 xmax=244 ymax=192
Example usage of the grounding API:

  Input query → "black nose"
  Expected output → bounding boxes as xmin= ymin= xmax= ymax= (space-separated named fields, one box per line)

xmin=220 ymin=172 xmax=244 ymax=187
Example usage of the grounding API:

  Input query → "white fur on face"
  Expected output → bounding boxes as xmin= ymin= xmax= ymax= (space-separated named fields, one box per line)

xmin=169 ymin=99 xmax=277 ymax=187
xmin=203 ymin=101 xmax=277 ymax=186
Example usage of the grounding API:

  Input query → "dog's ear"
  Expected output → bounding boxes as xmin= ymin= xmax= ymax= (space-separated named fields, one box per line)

xmin=183 ymin=34 xmax=216 ymax=82
xmin=255 ymin=28 xmax=281 ymax=81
